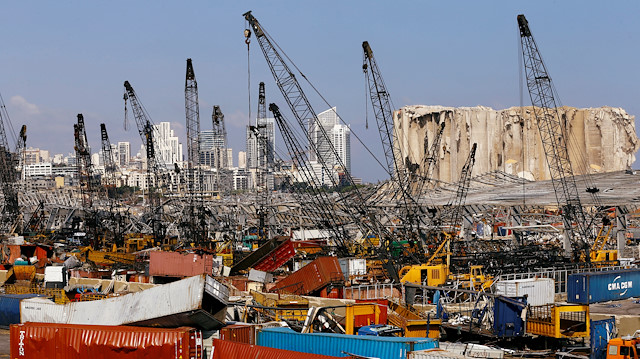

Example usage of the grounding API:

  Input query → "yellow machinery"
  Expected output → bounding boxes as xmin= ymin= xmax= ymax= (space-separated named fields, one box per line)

xmin=590 ymin=223 xmax=616 ymax=262
xmin=250 ymin=290 xmax=309 ymax=321
xmin=388 ymin=301 xmax=441 ymax=338
xmin=526 ymin=304 xmax=589 ymax=339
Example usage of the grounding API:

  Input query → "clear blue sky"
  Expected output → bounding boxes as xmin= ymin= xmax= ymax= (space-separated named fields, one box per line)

xmin=1 ymin=1 xmax=638 ymax=182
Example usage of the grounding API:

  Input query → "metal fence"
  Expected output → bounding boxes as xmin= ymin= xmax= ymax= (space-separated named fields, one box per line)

xmin=495 ymin=265 xmax=627 ymax=294
xmin=344 ymin=282 xmax=396 ymax=300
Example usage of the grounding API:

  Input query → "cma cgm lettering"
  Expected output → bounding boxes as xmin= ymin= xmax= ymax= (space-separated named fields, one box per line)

xmin=568 ymin=269 xmax=640 ymax=304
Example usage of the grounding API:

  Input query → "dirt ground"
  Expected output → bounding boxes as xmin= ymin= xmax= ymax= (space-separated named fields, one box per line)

xmin=0 ymin=329 xmax=9 ymax=358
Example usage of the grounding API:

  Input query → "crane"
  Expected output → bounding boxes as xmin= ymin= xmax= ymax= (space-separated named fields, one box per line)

xmin=123 ymin=81 xmax=165 ymax=241
xmin=244 ymin=11 xmax=409 ymax=280
xmin=74 ymin=114 xmax=93 ymax=209
xmin=362 ymin=41 xmax=420 ymax=233
xmin=211 ymin=105 xmax=229 ymax=193
xmin=517 ymin=14 xmax=590 ymax=260
xmin=184 ymin=58 xmax=205 ymax=244
xmin=100 ymin=123 xmax=118 ymax=198
xmin=0 ymin=94 xmax=23 ymax=231
xmin=254 ymin=82 xmax=272 ymax=243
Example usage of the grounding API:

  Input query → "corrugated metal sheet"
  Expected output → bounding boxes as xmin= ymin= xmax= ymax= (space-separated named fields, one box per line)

xmin=494 ymin=278 xmax=554 ymax=306
xmin=231 ymin=236 xmax=290 ymax=275
xmin=21 ymin=275 xmax=228 ymax=330
xmin=257 ymin=327 xmax=438 ymax=359
xmin=271 ymin=257 xmax=343 ymax=295
xmin=591 ymin=318 xmax=616 ymax=359
xmin=149 ymin=251 xmax=214 ymax=277
xmin=0 ymin=294 xmax=45 ymax=328
xmin=568 ymin=269 xmax=640 ymax=304
xmin=409 ymin=349 xmax=466 ymax=359
xmin=211 ymin=338 xmax=342 ymax=359
xmin=253 ymin=239 xmax=296 ymax=272
xmin=11 ymin=322 xmax=203 ymax=359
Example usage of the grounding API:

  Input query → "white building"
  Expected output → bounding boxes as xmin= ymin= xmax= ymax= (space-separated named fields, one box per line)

xmin=246 ymin=118 xmax=275 ymax=170
xmin=153 ymin=122 xmax=183 ymax=166
xmin=23 ymin=163 xmax=53 ymax=179
xmin=238 ymin=151 xmax=247 ymax=169
xmin=304 ymin=107 xmax=351 ymax=186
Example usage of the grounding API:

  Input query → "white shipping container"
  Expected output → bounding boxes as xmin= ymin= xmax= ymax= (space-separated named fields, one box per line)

xmin=44 ymin=266 xmax=65 ymax=283
xmin=494 ymin=277 xmax=554 ymax=306
xmin=409 ymin=349 xmax=466 ymax=359
xmin=248 ymin=269 xmax=274 ymax=283
xmin=338 ymin=258 xmax=367 ymax=280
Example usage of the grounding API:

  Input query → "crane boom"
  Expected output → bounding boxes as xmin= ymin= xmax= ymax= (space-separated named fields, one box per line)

xmin=0 ymin=95 xmax=20 ymax=229
xmin=100 ymin=123 xmax=118 ymax=195
xmin=517 ymin=14 xmax=590 ymax=259
xmin=123 ymin=81 xmax=164 ymax=240
xmin=74 ymin=114 xmax=93 ymax=209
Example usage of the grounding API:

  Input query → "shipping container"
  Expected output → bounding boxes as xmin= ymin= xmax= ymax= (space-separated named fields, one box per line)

xmin=219 ymin=323 xmax=256 ymax=345
xmin=13 ymin=265 xmax=36 ymax=281
xmin=494 ymin=278 xmax=554 ymax=306
xmin=253 ymin=239 xmax=296 ymax=272
xmin=10 ymin=322 xmax=203 ymax=359
xmin=248 ymin=269 xmax=274 ymax=283
xmin=408 ymin=349 xmax=466 ymax=359
xmin=149 ymin=251 xmax=214 ymax=277
xmin=0 ymin=294 xmax=46 ymax=328
xmin=338 ymin=258 xmax=367 ymax=281
xmin=271 ymin=257 xmax=343 ymax=295
xmin=568 ymin=269 xmax=640 ymax=304
xmin=231 ymin=236 xmax=290 ymax=275
xmin=257 ymin=327 xmax=438 ymax=359
xmin=21 ymin=274 xmax=228 ymax=330
xmin=355 ymin=299 xmax=389 ymax=327
xmin=493 ymin=296 xmax=526 ymax=337
xmin=210 ymin=338 xmax=343 ymax=359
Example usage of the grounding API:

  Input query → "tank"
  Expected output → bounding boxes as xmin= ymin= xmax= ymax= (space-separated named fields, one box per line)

xmin=568 ymin=269 xmax=640 ymax=304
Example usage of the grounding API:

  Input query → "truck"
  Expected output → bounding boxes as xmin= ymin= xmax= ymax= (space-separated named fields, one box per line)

xmin=607 ymin=331 xmax=640 ymax=359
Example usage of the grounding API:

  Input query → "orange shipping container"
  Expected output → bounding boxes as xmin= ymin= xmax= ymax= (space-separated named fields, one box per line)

xmin=11 ymin=322 xmax=203 ymax=359
xmin=149 ymin=251 xmax=214 ymax=277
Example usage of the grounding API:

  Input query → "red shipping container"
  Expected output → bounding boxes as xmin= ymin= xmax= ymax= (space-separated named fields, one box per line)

xmin=319 ymin=285 xmax=343 ymax=299
xmin=354 ymin=299 xmax=389 ymax=327
xmin=219 ymin=323 xmax=256 ymax=344
xmin=253 ymin=239 xmax=296 ymax=272
xmin=271 ymin=257 xmax=343 ymax=295
xmin=149 ymin=251 xmax=214 ymax=277
xmin=11 ymin=322 xmax=203 ymax=358
xmin=211 ymin=339 xmax=343 ymax=359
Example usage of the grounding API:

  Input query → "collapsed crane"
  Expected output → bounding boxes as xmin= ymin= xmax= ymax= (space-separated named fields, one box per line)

xmin=517 ymin=14 xmax=591 ymax=260
xmin=123 ymin=81 xmax=165 ymax=241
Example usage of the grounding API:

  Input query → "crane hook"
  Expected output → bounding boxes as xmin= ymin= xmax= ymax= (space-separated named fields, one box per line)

xmin=244 ymin=29 xmax=251 ymax=45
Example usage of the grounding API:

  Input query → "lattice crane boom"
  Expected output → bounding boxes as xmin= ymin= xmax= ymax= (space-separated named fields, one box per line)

xmin=74 ymin=114 xmax=93 ymax=209
xmin=100 ymin=123 xmax=118 ymax=193
xmin=517 ymin=14 xmax=590 ymax=259
xmin=0 ymin=95 xmax=20 ymax=228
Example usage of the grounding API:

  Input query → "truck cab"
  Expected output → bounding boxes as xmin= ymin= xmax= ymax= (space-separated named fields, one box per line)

xmin=607 ymin=334 xmax=640 ymax=359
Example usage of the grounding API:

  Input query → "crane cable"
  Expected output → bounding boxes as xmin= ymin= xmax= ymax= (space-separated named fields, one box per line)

xmin=245 ymin=27 xmax=252 ymax=127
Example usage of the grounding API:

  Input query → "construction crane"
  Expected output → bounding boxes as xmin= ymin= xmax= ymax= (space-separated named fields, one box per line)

xmin=254 ymin=82 xmax=272 ymax=243
xmin=74 ymin=114 xmax=93 ymax=209
xmin=211 ymin=105 xmax=229 ymax=193
xmin=100 ymin=123 xmax=118 ymax=198
xmin=0 ymin=94 xmax=23 ymax=231
xmin=517 ymin=14 xmax=590 ymax=260
xmin=123 ymin=81 xmax=164 ymax=242
xmin=184 ymin=58 xmax=205 ymax=244
xmin=362 ymin=41 xmax=421 ymax=233
xmin=244 ymin=11 xmax=411 ymax=280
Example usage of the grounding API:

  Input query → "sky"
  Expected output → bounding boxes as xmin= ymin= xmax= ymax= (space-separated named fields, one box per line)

xmin=0 ymin=1 xmax=638 ymax=182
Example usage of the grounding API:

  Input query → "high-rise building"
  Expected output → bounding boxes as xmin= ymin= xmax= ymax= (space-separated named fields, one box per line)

xmin=153 ymin=122 xmax=183 ymax=166
xmin=308 ymin=107 xmax=351 ymax=174
xmin=117 ymin=142 xmax=130 ymax=167
xmin=238 ymin=151 xmax=247 ymax=169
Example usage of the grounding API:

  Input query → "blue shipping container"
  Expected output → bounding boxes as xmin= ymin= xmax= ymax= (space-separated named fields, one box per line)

xmin=590 ymin=317 xmax=616 ymax=359
xmin=0 ymin=294 xmax=45 ymax=328
xmin=568 ymin=269 xmax=640 ymax=304
xmin=257 ymin=327 xmax=438 ymax=359
xmin=493 ymin=296 xmax=526 ymax=337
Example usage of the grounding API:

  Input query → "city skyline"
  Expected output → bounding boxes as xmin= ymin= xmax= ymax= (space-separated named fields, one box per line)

xmin=0 ymin=2 xmax=637 ymax=182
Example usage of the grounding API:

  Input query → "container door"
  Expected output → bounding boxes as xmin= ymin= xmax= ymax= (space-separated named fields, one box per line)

xmin=590 ymin=317 xmax=616 ymax=359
